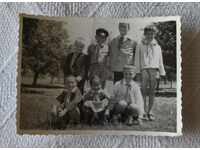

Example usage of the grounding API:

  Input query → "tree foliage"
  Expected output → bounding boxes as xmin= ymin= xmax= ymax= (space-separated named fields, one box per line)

xmin=154 ymin=21 xmax=176 ymax=72
xmin=22 ymin=17 xmax=69 ymax=85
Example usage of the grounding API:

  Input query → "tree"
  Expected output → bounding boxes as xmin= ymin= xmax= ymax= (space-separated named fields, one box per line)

xmin=154 ymin=21 xmax=176 ymax=71
xmin=154 ymin=21 xmax=177 ymax=89
xmin=22 ymin=17 xmax=69 ymax=85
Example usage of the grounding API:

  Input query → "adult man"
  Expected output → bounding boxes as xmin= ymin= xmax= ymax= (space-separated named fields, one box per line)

xmin=135 ymin=25 xmax=166 ymax=121
xmin=109 ymin=22 xmax=137 ymax=83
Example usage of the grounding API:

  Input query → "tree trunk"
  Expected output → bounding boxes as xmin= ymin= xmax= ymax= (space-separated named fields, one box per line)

xmin=32 ymin=72 xmax=39 ymax=86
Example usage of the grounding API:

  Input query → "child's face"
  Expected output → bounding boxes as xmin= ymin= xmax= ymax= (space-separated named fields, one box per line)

xmin=119 ymin=26 xmax=129 ymax=37
xmin=124 ymin=70 xmax=136 ymax=82
xmin=91 ymin=82 xmax=101 ymax=92
xmin=64 ymin=77 xmax=77 ymax=91
xmin=144 ymin=31 xmax=154 ymax=42
xmin=75 ymin=41 xmax=85 ymax=52
xmin=95 ymin=35 xmax=107 ymax=45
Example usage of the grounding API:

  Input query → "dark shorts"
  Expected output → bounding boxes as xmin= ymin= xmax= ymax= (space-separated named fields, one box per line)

xmin=141 ymin=68 xmax=158 ymax=96
xmin=50 ymin=107 xmax=80 ymax=129
xmin=81 ymin=106 xmax=106 ymax=125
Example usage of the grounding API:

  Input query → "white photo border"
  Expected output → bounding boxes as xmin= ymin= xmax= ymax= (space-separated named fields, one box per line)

xmin=17 ymin=14 xmax=182 ymax=136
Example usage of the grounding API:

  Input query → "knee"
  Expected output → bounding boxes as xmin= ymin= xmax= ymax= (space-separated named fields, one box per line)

xmin=69 ymin=107 xmax=80 ymax=119
xmin=118 ymin=100 xmax=128 ymax=107
xmin=113 ymin=100 xmax=128 ymax=114
xmin=127 ymin=104 xmax=140 ymax=115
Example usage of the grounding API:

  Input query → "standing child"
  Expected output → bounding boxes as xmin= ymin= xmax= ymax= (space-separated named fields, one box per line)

xmin=82 ymin=75 xmax=110 ymax=125
xmin=63 ymin=38 xmax=89 ymax=94
xmin=134 ymin=25 xmax=166 ymax=121
xmin=109 ymin=22 xmax=137 ymax=83
xmin=87 ymin=28 xmax=109 ymax=89
xmin=110 ymin=65 xmax=144 ymax=126
xmin=50 ymin=75 xmax=82 ymax=129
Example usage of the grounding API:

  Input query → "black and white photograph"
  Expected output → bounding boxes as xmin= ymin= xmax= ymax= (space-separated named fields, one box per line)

xmin=17 ymin=14 xmax=182 ymax=136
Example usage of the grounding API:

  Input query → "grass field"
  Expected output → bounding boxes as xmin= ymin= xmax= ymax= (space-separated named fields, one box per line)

xmin=19 ymin=76 xmax=177 ymax=132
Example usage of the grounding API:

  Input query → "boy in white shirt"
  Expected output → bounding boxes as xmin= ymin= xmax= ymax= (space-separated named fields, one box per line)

xmin=110 ymin=65 xmax=144 ymax=126
xmin=134 ymin=25 xmax=166 ymax=121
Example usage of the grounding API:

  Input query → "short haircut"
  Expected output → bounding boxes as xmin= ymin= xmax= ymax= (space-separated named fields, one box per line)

xmin=119 ymin=22 xmax=130 ymax=30
xmin=144 ymin=25 xmax=156 ymax=35
xmin=96 ymin=28 xmax=109 ymax=38
xmin=64 ymin=75 xmax=77 ymax=84
xmin=89 ymin=75 xmax=101 ymax=86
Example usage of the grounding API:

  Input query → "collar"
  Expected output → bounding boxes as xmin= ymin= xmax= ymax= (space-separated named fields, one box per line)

xmin=142 ymin=38 xmax=157 ymax=46
xmin=91 ymin=88 xmax=104 ymax=94
xmin=64 ymin=87 xmax=78 ymax=94
xmin=94 ymin=41 xmax=105 ymax=48
xmin=120 ymin=79 xmax=134 ymax=86
xmin=118 ymin=35 xmax=131 ymax=41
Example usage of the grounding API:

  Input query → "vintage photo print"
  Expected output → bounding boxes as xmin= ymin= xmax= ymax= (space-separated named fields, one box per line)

xmin=17 ymin=14 xmax=182 ymax=136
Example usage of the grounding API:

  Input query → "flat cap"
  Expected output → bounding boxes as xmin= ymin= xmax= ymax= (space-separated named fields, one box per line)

xmin=123 ymin=65 xmax=137 ymax=72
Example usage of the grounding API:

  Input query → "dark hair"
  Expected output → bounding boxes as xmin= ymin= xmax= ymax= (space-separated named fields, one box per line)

xmin=119 ymin=22 xmax=130 ymax=30
xmin=144 ymin=25 xmax=156 ymax=35
xmin=96 ymin=28 xmax=109 ymax=38
xmin=89 ymin=75 xmax=101 ymax=86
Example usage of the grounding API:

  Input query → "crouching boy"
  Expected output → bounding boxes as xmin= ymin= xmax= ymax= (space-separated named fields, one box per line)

xmin=49 ymin=75 xmax=82 ymax=129
xmin=110 ymin=65 xmax=144 ymax=126
xmin=82 ymin=75 xmax=110 ymax=125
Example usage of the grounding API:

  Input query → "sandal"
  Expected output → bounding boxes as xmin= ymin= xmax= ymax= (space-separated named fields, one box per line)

xmin=142 ymin=114 xmax=149 ymax=121
xmin=126 ymin=116 xmax=133 ymax=126
xmin=148 ymin=113 xmax=155 ymax=121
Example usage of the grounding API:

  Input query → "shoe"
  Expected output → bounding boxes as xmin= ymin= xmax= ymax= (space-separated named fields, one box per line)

xmin=142 ymin=114 xmax=149 ymax=121
xmin=148 ymin=114 xmax=155 ymax=121
xmin=126 ymin=116 xmax=133 ymax=126
xmin=132 ymin=119 xmax=139 ymax=125
xmin=138 ymin=119 xmax=143 ymax=126
xmin=112 ymin=115 xmax=119 ymax=126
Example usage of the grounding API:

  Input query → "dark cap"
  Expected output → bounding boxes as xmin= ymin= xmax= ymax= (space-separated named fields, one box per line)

xmin=96 ymin=28 xmax=109 ymax=38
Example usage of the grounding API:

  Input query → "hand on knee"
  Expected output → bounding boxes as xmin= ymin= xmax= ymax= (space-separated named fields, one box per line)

xmin=118 ymin=100 xmax=128 ymax=107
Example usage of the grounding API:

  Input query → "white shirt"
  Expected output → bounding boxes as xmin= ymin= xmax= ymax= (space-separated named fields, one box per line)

xmin=134 ymin=39 xmax=166 ymax=76
xmin=112 ymin=79 xmax=144 ymax=113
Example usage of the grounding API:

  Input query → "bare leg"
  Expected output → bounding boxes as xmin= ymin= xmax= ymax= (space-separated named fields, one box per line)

xmin=141 ymin=70 xmax=149 ymax=115
xmin=147 ymin=70 xmax=157 ymax=120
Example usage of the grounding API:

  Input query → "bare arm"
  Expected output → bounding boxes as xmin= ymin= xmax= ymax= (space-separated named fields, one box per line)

xmin=134 ymin=43 xmax=141 ymax=74
xmin=158 ymin=46 xmax=166 ymax=76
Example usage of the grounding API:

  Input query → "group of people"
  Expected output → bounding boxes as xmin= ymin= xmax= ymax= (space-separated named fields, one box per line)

xmin=49 ymin=22 xmax=166 ymax=129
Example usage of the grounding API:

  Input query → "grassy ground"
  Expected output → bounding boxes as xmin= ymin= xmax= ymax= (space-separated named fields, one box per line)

xmin=19 ymin=76 xmax=177 ymax=132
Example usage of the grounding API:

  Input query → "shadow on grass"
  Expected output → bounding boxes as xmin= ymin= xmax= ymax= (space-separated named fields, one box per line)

xmin=156 ymin=92 xmax=176 ymax=97
xmin=21 ymin=83 xmax=64 ymax=89
xmin=21 ymin=83 xmax=64 ymax=94
xmin=21 ymin=89 xmax=45 ymax=94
